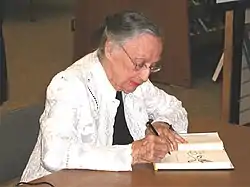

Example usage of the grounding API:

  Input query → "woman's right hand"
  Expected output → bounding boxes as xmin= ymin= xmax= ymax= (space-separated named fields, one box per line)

xmin=131 ymin=134 xmax=172 ymax=164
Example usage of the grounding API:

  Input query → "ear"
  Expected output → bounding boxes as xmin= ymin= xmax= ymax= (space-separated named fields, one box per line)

xmin=104 ymin=39 xmax=115 ymax=61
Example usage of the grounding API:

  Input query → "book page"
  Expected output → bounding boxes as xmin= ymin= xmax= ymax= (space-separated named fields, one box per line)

xmin=155 ymin=149 xmax=234 ymax=170
xmin=181 ymin=132 xmax=221 ymax=144
xmin=178 ymin=132 xmax=224 ymax=150
xmin=161 ymin=150 xmax=230 ymax=164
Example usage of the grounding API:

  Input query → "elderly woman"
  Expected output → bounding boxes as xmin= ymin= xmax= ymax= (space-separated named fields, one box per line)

xmin=21 ymin=10 xmax=188 ymax=182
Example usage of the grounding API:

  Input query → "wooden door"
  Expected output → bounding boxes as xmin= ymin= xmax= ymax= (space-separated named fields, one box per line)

xmin=73 ymin=0 xmax=191 ymax=87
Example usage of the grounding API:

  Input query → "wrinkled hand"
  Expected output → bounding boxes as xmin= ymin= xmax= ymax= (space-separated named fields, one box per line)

xmin=131 ymin=135 xmax=171 ymax=164
xmin=146 ymin=122 xmax=187 ymax=151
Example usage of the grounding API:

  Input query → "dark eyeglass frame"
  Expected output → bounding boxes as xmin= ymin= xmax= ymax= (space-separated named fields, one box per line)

xmin=119 ymin=45 xmax=161 ymax=73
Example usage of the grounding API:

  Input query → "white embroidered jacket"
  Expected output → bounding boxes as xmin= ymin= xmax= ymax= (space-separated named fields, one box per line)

xmin=21 ymin=51 xmax=188 ymax=182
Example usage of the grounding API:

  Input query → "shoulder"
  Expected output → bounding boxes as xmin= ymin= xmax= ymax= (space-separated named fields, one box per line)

xmin=64 ymin=51 xmax=98 ymax=81
xmin=48 ymin=51 xmax=98 ymax=91
xmin=46 ymin=51 xmax=99 ymax=101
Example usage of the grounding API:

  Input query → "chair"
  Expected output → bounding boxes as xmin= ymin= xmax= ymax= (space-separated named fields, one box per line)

xmin=0 ymin=105 xmax=43 ymax=183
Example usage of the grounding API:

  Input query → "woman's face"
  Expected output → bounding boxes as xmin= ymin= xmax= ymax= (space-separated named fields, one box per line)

xmin=105 ymin=33 xmax=163 ymax=93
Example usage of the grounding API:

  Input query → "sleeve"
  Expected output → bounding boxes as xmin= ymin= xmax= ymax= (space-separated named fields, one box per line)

xmin=40 ymin=72 xmax=133 ymax=172
xmin=140 ymin=80 xmax=188 ymax=133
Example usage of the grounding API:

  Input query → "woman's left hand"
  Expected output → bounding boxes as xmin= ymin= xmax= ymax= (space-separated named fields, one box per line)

xmin=146 ymin=122 xmax=187 ymax=151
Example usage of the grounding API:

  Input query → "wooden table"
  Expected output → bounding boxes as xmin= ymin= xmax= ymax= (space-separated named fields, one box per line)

xmin=24 ymin=120 xmax=250 ymax=187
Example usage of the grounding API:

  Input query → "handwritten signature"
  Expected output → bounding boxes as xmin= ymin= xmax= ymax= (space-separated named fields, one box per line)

xmin=187 ymin=151 xmax=213 ymax=163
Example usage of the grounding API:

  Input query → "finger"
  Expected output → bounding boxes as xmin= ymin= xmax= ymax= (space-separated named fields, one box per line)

xmin=154 ymin=127 xmax=175 ymax=144
xmin=155 ymin=127 xmax=167 ymax=137
xmin=174 ymin=132 xmax=188 ymax=143
xmin=152 ymin=145 xmax=171 ymax=162
xmin=153 ymin=141 xmax=171 ymax=153
xmin=147 ymin=135 xmax=170 ymax=149
xmin=153 ymin=148 xmax=170 ymax=158
xmin=141 ymin=148 xmax=165 ymax=163
xmin=153 ymin=135 xmax=173 ymax=154
xmin=145 ymin=134 xmax=168 ymax=145
xmin=146 ymin=144 xmax=173 ymax=162
xmin=134 ymin=138 xmax=169 ymax=164
xmin=163 ymin=131 xmax=178 ymax=151
xmin=153 ymin=152 xmax=166 ymax=162
xmin=145 ymin=135 xmax=172 ymax=160
xmin=150 ymin=139 xmax=172 ymax=158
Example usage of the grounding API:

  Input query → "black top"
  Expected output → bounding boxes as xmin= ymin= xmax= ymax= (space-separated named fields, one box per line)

xmin=112 ymin=91 xmax=134 ymax=145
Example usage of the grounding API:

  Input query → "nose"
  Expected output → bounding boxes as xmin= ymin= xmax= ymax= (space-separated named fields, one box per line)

xmin=139 ymin=68 xmax=150 ymax=82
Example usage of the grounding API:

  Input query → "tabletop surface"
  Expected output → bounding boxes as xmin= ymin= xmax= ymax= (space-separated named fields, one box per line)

xmin=23 ymin=120 xmax=250 ymax=187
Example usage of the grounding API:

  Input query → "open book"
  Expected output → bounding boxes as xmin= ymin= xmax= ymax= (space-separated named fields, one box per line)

xmin=153 ymin=132 xmax=234 ymax=170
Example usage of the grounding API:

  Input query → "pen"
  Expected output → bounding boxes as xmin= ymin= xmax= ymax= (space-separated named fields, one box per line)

xmin=146 ymin=120 xmax=159 ymax=136
xmin=146 ymin=120 xmax=171 ymax=155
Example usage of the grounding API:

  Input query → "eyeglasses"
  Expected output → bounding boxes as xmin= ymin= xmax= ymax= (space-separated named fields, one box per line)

xmin=120 ymin=45 xmax=161 ymax=73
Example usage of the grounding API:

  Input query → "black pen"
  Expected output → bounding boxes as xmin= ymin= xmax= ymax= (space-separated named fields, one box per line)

xmin=146 ymin=120 xmax=171 ymax=155
xmin=146 ymin=120 xmax=159 ymax=136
